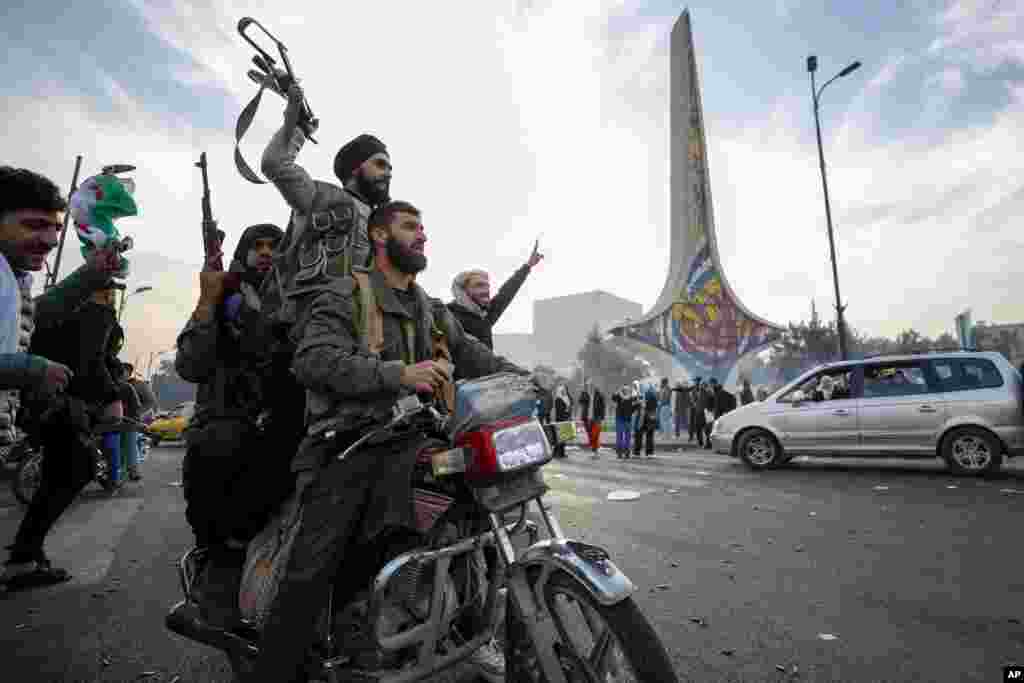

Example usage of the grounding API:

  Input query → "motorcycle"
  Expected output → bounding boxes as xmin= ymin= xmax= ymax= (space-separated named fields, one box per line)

xmin=12 ymin=418 xmax=154 ymax=505
xmin=166 ymin=375 xmax=678 ymax=682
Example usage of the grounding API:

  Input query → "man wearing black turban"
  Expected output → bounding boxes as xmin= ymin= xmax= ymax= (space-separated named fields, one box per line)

xmin=260 ymin=84 xmax=393 ymax=329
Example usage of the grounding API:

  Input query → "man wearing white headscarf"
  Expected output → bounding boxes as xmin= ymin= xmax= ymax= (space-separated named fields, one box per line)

xmin=447 ymin=243 xmax=543 ymax=349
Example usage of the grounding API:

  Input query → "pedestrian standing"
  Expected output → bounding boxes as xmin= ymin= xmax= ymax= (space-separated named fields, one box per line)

xmin=634 ymin=382 xmax=658 ymax=457
xmin=611 ymin=384 xmax=635 ymax=458
xmin=552 ymin=384 xmax=571 ymax=459
xmin=657 ymin=377 xmax=672 ymax=434
xmin=740 ymin=378 xmax=755 ymax=406
xmin=689 ymin=377 xmax=706 ymax=446
xmin=588 ymin=385 xmax=606 ymax=456
xmin=671 ymin=381 xmax=690 ymax=438
xmin=578 ymin=384 xmax=591 ymax=436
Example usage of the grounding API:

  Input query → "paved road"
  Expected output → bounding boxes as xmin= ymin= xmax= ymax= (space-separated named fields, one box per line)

xmin=2 ymin=441 xmax=1024 ymax=682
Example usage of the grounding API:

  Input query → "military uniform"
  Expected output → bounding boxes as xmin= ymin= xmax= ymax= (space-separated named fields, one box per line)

xmin=259 ymin=122 xmax=374 ymax=331
xmin=248 ymin=268 xmax=527 ymax=683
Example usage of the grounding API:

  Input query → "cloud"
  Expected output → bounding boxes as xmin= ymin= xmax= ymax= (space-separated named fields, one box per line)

xmin=929 ymin=0 xmax=1024 ymax=71
xmin=8 ymin=0 xmax=1024 ymax=376
xmin=868 ymin=53 xmax=909 ymax=90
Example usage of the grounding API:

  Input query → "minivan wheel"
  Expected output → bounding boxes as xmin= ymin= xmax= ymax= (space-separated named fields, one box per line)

xmin=942 ymin=427 xmax=1003 ymax=476
xmin=737 ymin=429 xmax=782 ymax=470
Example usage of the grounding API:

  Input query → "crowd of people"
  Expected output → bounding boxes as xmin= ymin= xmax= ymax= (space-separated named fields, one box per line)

xmin=536 ymin=374 xmax=770 ymax=459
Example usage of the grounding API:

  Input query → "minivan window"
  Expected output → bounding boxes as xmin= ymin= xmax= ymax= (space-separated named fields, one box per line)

xmin=780 ymin=368 xmax=854 ymax=402
xmin=931 ymin=357 xmax=1003 ymax=392
xmin=862 ymin=363 xmax=930 ymax=398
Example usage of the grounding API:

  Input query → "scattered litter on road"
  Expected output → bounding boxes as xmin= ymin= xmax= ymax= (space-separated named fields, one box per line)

xmin=721 ymin=649 xmax=735 ymax=657
xmin=137 ymin=673 xmax=160 ymax=679
xmin=168 ymin=481 xmax=182 ymax=487
xmin=1009 ymin=618 xmax=1021 ymax=625
xmin=794 ymin=545 xmax=805 ymax=552
xmin=695 ymin=470 xmax=710 ymax=475
xmin=817 ymin=633 xmax=838 ymax=641
xmin=607 ymin=490 xmax=642 ymax=501
xmin=776 ymin=664 xmax=787 ymax=672
xmin=689 ymin=617 xmax=707 ymax=627
xmin=101 ymin=655 xmax=112 ymax=667
xmin=729 ymin=542 xmax=744 ymax=549
xmin=946 ymin=485 xmax=958 ymax=489
xmin=792 ymin=664 xmax=800 ymax=675
xmin=1000 ymin=488 xmax=1022 ymax=494
xmin=667 ymin=489 xmax=680 ymax=494
xmin=15 ymin=624 xmax=28 ymax=630
xmin=671 ymin=562 xmax=680 ymax=568
xmin=808 ymin=511 xmax=817 ymax=517
xmin=872 ymin=485 xmax=889 ymax=491
xmin=752 ymin=505 xmax=760 ymax=510
xmin=721 ymin=558 xmax=735 ymax=565
xmin=169 ymin=676 xmax=181 ymax=683
xmin=655 ymin=584 xmax=671 ymax=591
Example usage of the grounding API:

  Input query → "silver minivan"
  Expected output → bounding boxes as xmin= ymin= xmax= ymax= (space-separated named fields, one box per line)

xmin=711 ymin=351 xmax=1024 ymax=476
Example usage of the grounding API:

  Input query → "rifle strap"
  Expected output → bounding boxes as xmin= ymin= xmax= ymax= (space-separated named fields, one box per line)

xmin=350 ymin=272 xmax=454 ymax=411
xmin=351 ymin=272 xmax=385 ymax=355
xmin=234 ymin=85 xmax=269 ymax=185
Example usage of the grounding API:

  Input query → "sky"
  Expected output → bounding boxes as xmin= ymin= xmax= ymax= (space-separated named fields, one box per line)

xmin=3 ymin=0 xmax=1023 ymax=371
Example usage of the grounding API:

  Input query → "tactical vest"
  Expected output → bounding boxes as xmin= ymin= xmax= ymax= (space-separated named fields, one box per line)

xmin=263 ymin=183 xmax=372 ymax=332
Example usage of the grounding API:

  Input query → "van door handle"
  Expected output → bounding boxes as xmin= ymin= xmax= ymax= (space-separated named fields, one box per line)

xmin=918 ymin=405 xmax=937 ymax=413
xmin=832 ymin=409 xmax=850 ymax=416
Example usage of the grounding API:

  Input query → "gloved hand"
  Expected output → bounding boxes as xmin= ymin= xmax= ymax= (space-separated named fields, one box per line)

xmin=285 ymin=83 xmax=319 ymax=136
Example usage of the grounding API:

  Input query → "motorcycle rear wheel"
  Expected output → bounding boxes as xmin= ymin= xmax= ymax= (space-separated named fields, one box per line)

xmin=506 ymin=570 xmax=679 ymax=682
xmin=13 ymin=450 xmax=43 ymax=506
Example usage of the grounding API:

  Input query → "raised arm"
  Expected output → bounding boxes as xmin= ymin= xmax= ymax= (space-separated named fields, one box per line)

xmin=261 ymin=85 xmax=317 ymax=213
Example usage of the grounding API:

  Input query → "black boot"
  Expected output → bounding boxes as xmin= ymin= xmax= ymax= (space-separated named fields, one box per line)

xmin=193 ymin=545 xmax=246 ymax=629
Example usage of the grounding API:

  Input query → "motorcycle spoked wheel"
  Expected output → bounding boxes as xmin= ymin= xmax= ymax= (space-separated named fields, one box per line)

xmin=12 ymin=449 xmax=43 ymax=506
xmin=505 ymin=569 xmax=679 ymax=683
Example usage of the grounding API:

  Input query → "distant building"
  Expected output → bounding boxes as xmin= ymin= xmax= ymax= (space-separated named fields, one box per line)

xmin=974 ymin=322 xmax=1024 ymax=368
xmin=492 ymin=290 xmax=643 ymax=375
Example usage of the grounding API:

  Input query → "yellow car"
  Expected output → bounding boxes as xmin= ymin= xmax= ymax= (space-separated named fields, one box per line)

xmin=148 ymin=402 xmax=195 ymax=445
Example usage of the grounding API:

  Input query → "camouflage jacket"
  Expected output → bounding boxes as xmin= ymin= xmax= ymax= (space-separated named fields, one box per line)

xmin=290 ymin=268 xmax=526 ymax=470
xmin=260 ymin=121 xmax=372 ymax=329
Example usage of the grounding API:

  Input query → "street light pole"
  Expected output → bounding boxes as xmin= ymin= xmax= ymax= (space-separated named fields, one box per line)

xmin=808 ymin=55 xmax=861 ymax=361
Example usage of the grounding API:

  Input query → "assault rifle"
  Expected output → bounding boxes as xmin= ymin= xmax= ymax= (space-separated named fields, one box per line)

xmin=195 ymin=153 xmax=241 ymax=289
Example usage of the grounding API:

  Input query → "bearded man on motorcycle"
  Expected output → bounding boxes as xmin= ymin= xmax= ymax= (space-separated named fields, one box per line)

xmin=175 ymin=223 xmax=308 ymax=628
xmin=247 ymin=200 xmax=527 ymax=683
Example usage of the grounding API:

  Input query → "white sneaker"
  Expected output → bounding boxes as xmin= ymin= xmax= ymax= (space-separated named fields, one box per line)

xmin=468 ymin=638 xmax=506 ymax=682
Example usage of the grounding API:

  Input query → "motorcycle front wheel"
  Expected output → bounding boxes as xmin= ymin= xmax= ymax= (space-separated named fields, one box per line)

xmin=506 ymin=570 xmax=679 ymax=682
xmin=13 ymin=449 xmax=43 ymax=506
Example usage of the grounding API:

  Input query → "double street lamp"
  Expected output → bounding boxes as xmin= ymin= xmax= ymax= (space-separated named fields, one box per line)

xmin=807 ymin=55 xmax=861 ymax=361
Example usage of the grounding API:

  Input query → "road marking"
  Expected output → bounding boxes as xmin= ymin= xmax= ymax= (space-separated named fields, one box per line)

xmin=46 ymin=496 xmax=145 ymax=586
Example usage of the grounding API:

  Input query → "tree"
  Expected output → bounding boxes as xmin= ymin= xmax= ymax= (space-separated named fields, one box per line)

xmin=766 ymin=305 xmax=839 ymax=381
xmin=894 ymin=328 xmax=931 ymax=354
xmin=576 ymin=324 xmax=648 ymax=394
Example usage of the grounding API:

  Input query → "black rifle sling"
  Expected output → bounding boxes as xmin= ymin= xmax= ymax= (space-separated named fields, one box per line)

xmin=234 ymin=84 xmax=269 ymax=185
